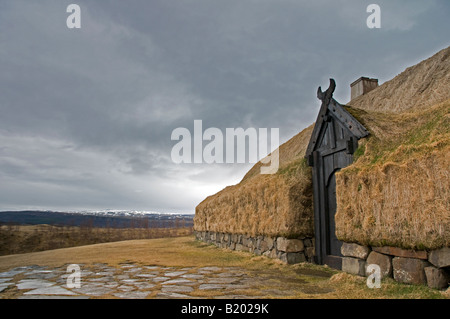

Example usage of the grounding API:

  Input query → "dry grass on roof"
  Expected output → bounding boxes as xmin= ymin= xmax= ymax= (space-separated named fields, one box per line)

xmin=348 ymin=46 xmax=450 ymax=113
xmin=336 ymin=99 xmax=450 ymax=250
xmin=194 ymin=125 xmax=315 ymax=238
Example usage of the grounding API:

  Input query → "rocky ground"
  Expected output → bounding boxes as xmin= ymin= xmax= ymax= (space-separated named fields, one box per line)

xmin=0 ymin=262 xmax=335 ymax=299
xmin=0 ymin=237 xmax=446 ymax=299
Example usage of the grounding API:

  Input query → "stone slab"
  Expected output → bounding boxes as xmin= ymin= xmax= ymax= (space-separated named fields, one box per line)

xmin=136 ymin=274 xmax=156 ymax=278
xmin=392 ymin=257 xmax=429 ymax=285
xmin=162 ymin=278 xmax=194 ymax=285
xmin=263 ymin=249 xmax=278 ymax=259
xmin=120 ymin=279 xmax=139 ymax=284
xmin=0 ymin=278 xmax=12 ymax=284
xmin=373 ymin=246 xmax=427 ymax=260
xmin=133 ymin=282 xmax=155 ymax=290
xmin=113 ymin=291 xmax=150 ymax=299
xmin=73 ymin=285 xmax=113 ymax=296
xmin=103 ymin=282 xmax=119 ymax=289
xmin=341 ymin=243 xmax=370 ymax=259
xmin=118 ymin=285 xmax=135 ymax=292
xmin=152 ymin=276 xmax=170 ymax=282
xmin=0 ymin=283 xmax=13 ymax=293
xmin=259 ymin=237 xmax=272 ymax=252
xmin=124 ymin=267 xmax=142 ymax=273
xmin=428 ymin=247 xmax=450 ymax=268
xmin=24 ymin=286 xmax=77 ymax=296
xmin=424 ymin=267 xmax=449 ymax=290
xmin=342 ymin=257 xmax=366 ymax=276
xmin=280 ymin=252 xmax=306 ymax=264
xmin=27 ymin=269 xmax=53 ymax=274
xmin=96 ymin=271 xmax=115 ymax=276
xmin=0 ymin=270 xmax=25 ymax=278
xmin=277 ymin=238 xmax=304 ymax=253
xmin=161 ymin=285 xmax=194 ymax=293
xmin=23 ymin=272 xmax=58 ymax=280
xmin=89 ymin=276 xmax=114 ymax=282
xmin=17 ymin=279 xmax=55 ymax=290
xmin=366 ymin=251 xmax=392 ymax=278
xmin=164 ymin=271 xmax=187 ymax=277
xmin=156 ymin=292 xmax=191 ymax=299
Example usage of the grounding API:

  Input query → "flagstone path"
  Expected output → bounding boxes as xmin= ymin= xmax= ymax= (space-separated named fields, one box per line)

xmin=0 ymin=263 xmax=334 ymax=299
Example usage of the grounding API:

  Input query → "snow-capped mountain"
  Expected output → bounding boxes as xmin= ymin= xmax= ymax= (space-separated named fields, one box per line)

xmin=68 ymin=209 xmax=193 ymax=218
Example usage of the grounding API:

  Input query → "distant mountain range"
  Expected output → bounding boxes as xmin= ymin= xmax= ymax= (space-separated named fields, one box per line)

xmin=0 ymin=210 xmax=194 ymax=228
xmin=66 ymin=209 xmax=193 ymax=218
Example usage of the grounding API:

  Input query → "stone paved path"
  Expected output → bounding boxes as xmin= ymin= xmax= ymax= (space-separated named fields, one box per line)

xmin=0 ymin=263 xmax=334 ymax=299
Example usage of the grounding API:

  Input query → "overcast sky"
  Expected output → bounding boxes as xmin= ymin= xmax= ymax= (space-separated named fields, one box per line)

xmin=0 ymin=0 xmax=448 ymax=213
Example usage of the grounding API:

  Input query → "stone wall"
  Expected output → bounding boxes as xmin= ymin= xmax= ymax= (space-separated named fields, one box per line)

xmin=194 ymin=231 xmax=315 ymax=264
xmin=195 ymin=231 xmax=449 ymax=290
xmin=341 ymin=243 xmax=450 ymax=290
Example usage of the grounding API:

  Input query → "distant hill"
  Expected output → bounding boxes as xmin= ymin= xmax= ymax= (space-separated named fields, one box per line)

xmin=0 ymin=210 xmax=194 ymax=228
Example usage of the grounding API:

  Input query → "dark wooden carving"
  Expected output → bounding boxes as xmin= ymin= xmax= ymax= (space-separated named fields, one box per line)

xmin=305 ymin=79 xmax=369 ymax=269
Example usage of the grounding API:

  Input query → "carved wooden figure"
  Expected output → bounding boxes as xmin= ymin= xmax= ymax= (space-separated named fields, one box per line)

xmin=305 ymin=79 xmax=369 ymax=269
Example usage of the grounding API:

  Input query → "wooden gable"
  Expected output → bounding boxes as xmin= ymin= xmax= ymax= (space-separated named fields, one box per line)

xmin=305 ymin=78 xmax=369 ymax=165
xmin=304 ymin=79 xmax=369 ymax=268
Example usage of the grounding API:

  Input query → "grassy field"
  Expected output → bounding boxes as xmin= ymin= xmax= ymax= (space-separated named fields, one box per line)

xmin=0 ymin=236 xmax=447 ymax=299
xmin=0 ymin=224 xmax=193 ymax=256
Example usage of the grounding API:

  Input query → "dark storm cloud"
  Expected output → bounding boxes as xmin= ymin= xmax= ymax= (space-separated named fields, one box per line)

xmin=0 ymin=0 xmax=448 ymax=212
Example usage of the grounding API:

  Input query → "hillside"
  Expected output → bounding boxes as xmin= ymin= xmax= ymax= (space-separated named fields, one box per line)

xmin=0 ymin=210 xmax=193 ymax=228
xmin=194 ymin=46 xmax=450 ymax=249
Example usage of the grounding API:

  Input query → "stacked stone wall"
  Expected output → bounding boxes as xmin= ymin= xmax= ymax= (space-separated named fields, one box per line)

xmin=195 ymin=232 xmax=449 ymax=290
xmin=341 ymin=243 xmax=449 ymax=290
xmin=194 ymin=231 xmax=315 ymax=264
